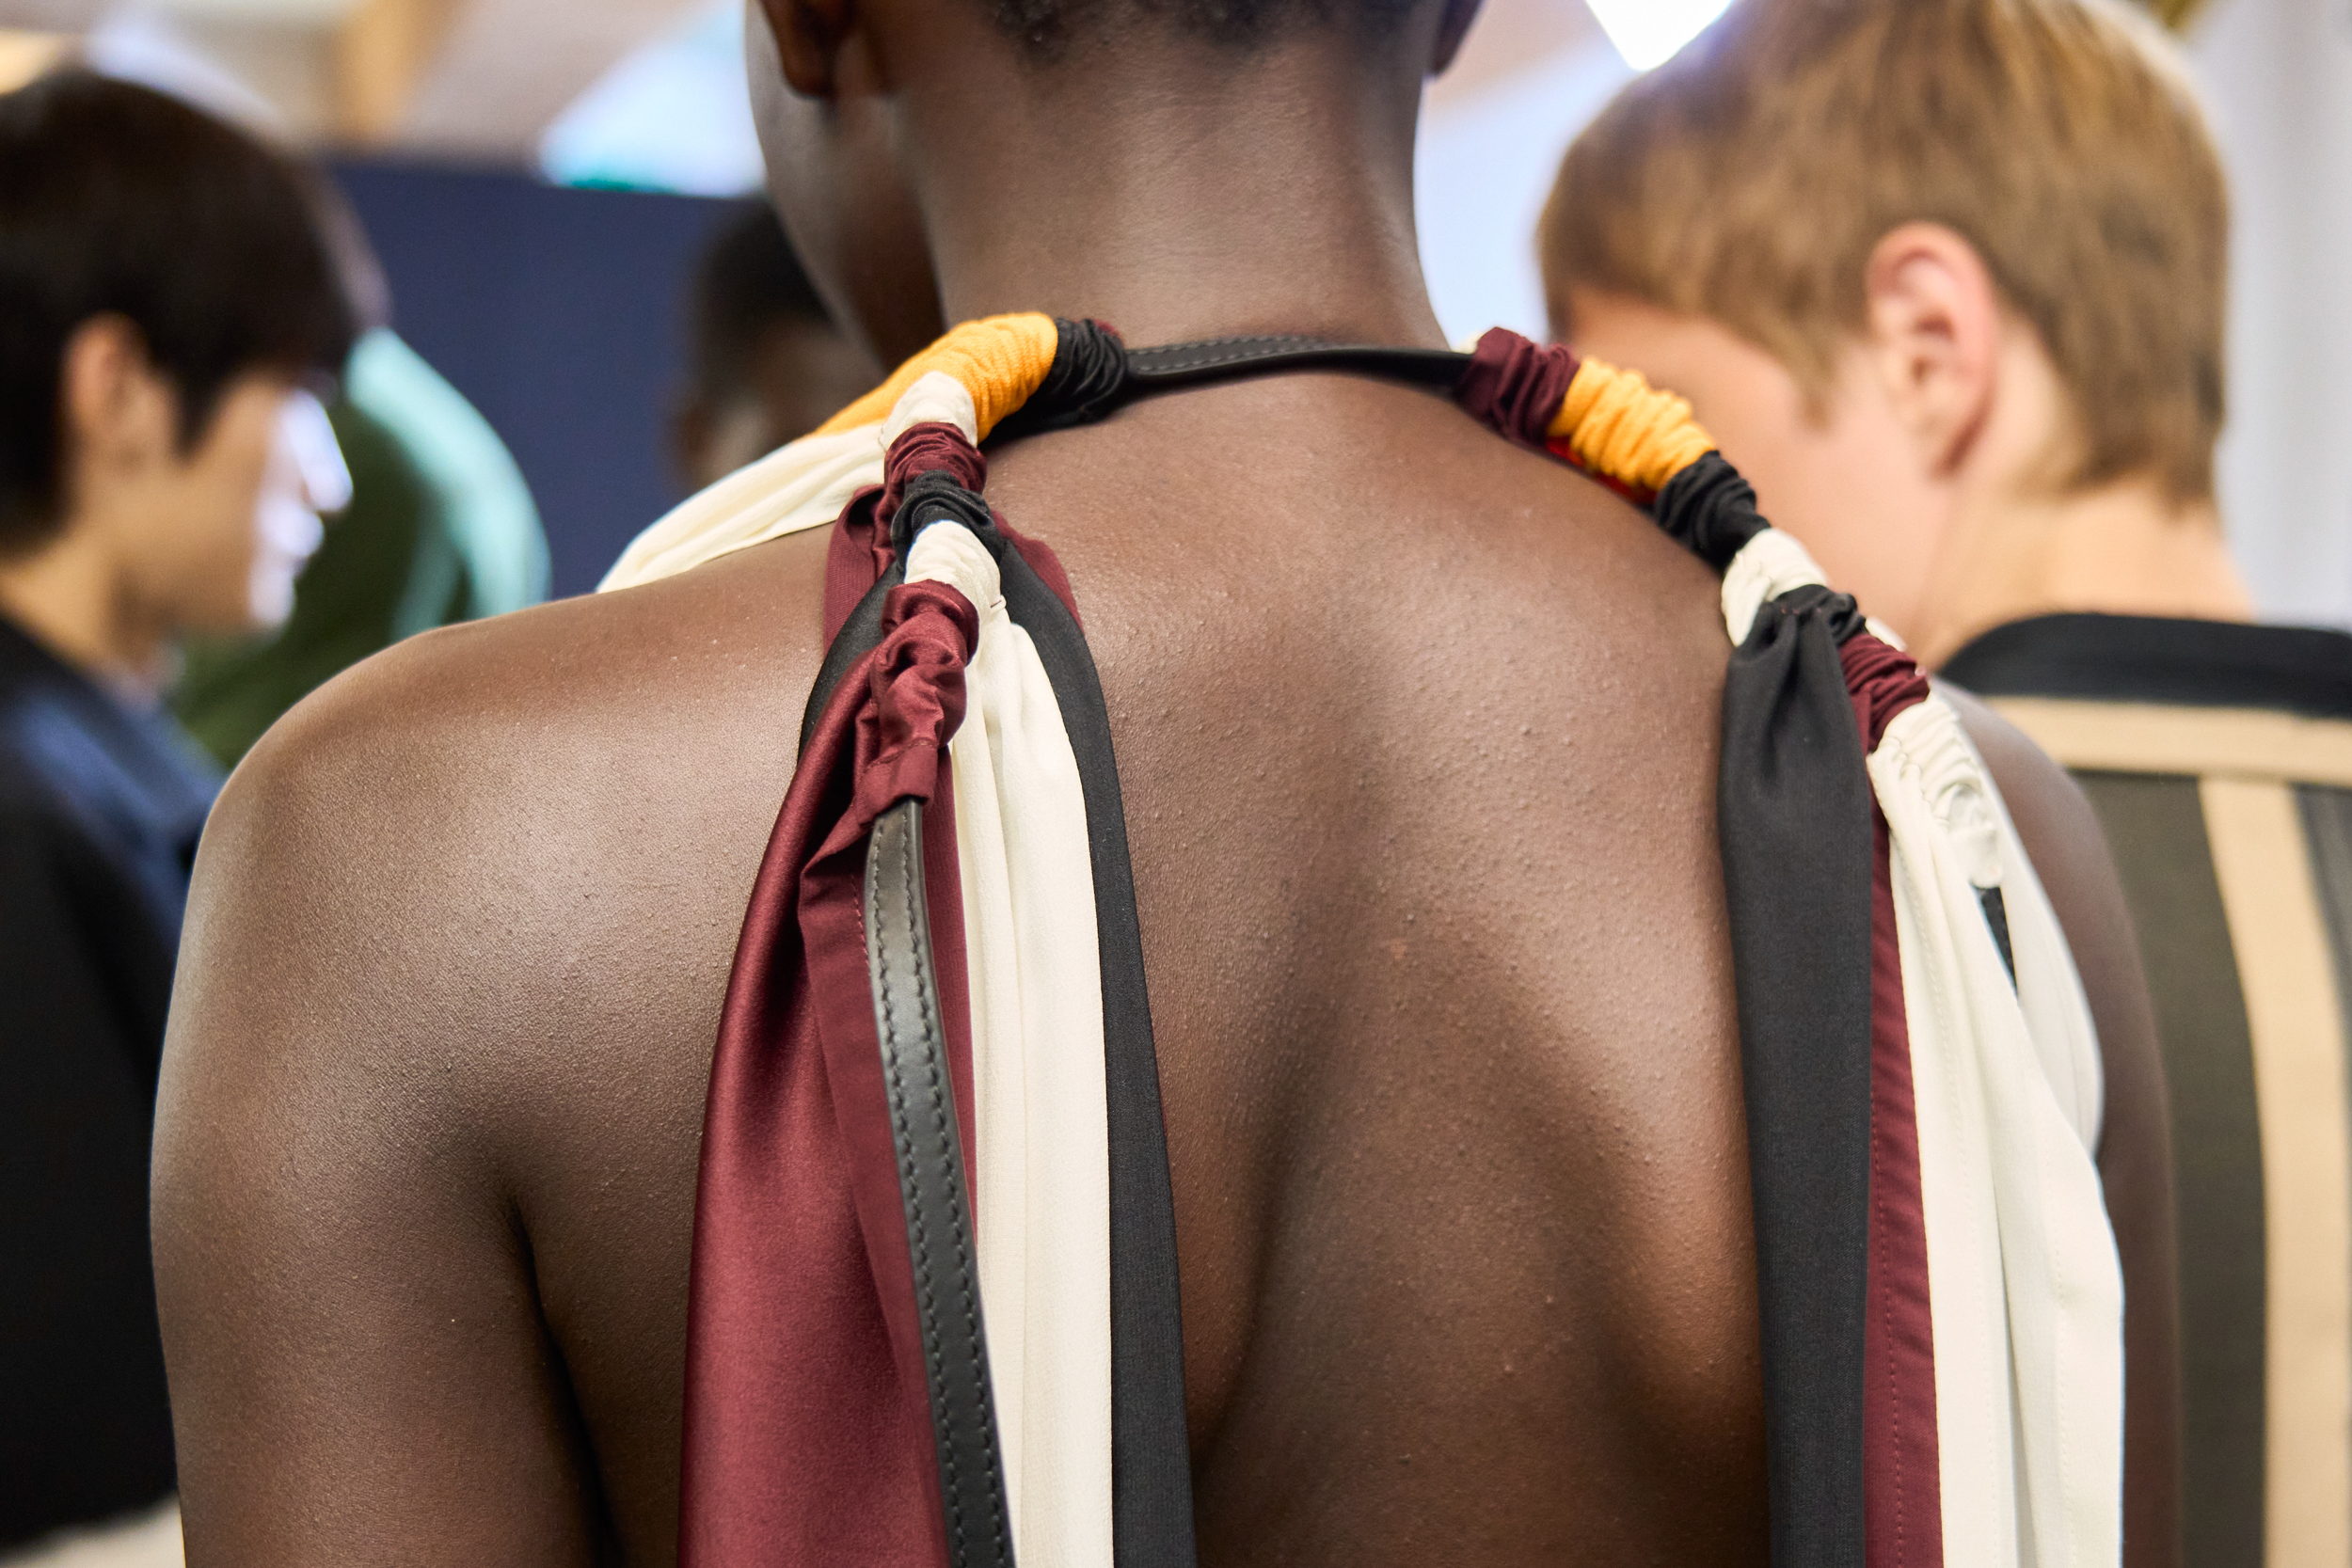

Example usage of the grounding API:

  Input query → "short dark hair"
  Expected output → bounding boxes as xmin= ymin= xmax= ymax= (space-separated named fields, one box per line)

xmin=685 ymin=202 xmax=834 ymax=406
xmin=0 ymin=71 xmax=357 ymax=553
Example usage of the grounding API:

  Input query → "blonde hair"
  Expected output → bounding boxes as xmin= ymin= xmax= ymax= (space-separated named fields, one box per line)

xmin=1541 ymin=0 xmax=2227 ymax=502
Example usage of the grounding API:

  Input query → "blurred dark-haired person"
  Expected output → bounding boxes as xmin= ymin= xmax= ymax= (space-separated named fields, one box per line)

xmin=670 ymin=200 xmax=876 ymax=493
xmin=1546 ymin=1 xmax=2344 ymax=1560
xmin=171 ymin=190 xmax=547 ymax=769
xmin=0 ymin=71 xmax=351 ymax=1562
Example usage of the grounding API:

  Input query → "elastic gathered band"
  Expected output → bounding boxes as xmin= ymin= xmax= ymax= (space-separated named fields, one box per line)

xmin=1548 ymin=357 xmax=1717 ymax=498
xmin=818 ymin=312 xmax=1061 ymax=441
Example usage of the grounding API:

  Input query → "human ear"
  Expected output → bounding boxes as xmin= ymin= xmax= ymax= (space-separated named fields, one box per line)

xmin=753 ymin=0 xmax=856 ymax=98
xmin=1430 ymin=0 xmax=1486 ymax=75
xmin=60 ymin=315 xmax=175 ymax=476
xmin=1859 ymin=223 xmax=2001 ymax=479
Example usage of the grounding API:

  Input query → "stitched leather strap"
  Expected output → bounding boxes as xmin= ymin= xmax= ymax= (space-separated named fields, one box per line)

xmin=990 ymin=325 xmax=1473 ymax=442
xmin=1124 ymin=336 xmax=1470 ymax=395
xmin=865 ymin=800 xmax=1016 ymax=1568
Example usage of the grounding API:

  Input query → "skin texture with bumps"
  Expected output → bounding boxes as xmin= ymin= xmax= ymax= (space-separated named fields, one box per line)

xmin=152 ymin=0 xmax=2176 ymax=1560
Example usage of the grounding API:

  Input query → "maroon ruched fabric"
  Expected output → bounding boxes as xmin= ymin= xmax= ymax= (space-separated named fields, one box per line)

xmin=856 ymin=581 xmax=977 ymax=822
xmin=878 ymin=424 xmax=988 ymax=527
xmin=1842 ymin=631 xmax=1943 ymax=1568
xmin=1453 ymin=327 xmax=1580 ymax=452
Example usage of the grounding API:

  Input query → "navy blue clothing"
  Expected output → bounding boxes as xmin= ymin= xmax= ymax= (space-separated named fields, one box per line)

xmin=0 ymin=614 xmax=216 ymax=1547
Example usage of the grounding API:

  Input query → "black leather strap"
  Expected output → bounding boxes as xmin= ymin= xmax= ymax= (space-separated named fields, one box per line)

xmin=987 ymin=325 xmax=1472 ymax=444
xmin=865 ymin=800 xmax=1016 ymax=1568
xmin=1123 ymin=336 xmax=1470 ymax=396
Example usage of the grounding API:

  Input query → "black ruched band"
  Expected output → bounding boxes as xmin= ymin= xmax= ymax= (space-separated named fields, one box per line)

xmin=1651 ymin=451 xmax=1772 ymax=573
xmin=991 ymin=318 xmax=1134 ymax=441
xmin=892 ymin=469 xmax=1000 ymax=555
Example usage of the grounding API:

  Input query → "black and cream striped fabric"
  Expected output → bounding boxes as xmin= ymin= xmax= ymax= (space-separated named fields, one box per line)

xmin=1947 ymin=611 xmax=2352 ymax=1568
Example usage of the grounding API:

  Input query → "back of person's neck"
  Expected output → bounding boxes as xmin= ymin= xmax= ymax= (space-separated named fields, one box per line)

xmin=0 ymin=529 xmax=171 ymax=702
xmin=1915 ymin=475 xmax=2254 ymax=668
xmin=901 ymin=31 xmax=1450 ymax=353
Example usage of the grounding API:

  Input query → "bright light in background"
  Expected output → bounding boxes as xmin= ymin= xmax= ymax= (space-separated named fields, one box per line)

xmin=1583 ymin=0 xmax=1733 ymax=70
xmin=1417 ymin=32 xmax=1630 ymax=342
xmin=540 ymin=1 xmax=763 ymax=196
xmin=0 ymin=31 xmax=69 ymax=95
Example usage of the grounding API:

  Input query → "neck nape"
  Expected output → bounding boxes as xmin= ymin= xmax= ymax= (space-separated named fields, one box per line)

xmin=907 ymin=42 xmax=1448 ymax=353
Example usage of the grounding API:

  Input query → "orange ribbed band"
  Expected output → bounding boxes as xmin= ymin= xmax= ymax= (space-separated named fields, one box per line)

xmin=1547 ymin=357 xmax=1716 ymax=496
xmin=816 ymin=313 xmax=1061 ymax=442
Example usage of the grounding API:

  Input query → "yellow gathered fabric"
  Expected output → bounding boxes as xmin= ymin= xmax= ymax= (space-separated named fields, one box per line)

xmin=817 ymin=312 xmax=1060 ymax=442
xmin=1548 ymin=356 xmax=1717 ymax=497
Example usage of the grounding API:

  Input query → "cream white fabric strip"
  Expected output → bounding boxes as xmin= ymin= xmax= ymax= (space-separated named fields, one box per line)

xmin=1720 ymin=528 xmax=1829 ymax=644
xmin=905 ymin=516 xmax=1112 ymax=1568
xmin=1871 ymin=696 xmax=2122 ymax=1568
xmin=599 ymin=372 xmax=979 ymax=592
xmin=0 ymin=1500 xmax=182 ymax=1567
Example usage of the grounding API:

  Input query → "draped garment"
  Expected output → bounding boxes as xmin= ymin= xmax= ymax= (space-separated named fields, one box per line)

xmin=601 ymin=316 xmax=2123 ymax=1568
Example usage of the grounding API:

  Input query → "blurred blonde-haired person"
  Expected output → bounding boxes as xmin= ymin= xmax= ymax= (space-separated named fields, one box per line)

xmin=1546 ymin=4 xmax=2344 ymax=1564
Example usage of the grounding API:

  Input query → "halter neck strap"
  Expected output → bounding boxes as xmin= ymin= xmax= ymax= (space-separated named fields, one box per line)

xmin=988 ymin=319 xmax=1470 ymax=442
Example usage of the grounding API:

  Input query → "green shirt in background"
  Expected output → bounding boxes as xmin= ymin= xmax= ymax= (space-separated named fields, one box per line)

xmin=172 ymin=329 xmax=548 ymax=768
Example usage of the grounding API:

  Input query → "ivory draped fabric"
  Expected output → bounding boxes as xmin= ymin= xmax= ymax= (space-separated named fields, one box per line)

xmin=601 ymin=371 xmax=983 ymax=592
xmin=1869 ymin=680 xmax=2118 ymax=1566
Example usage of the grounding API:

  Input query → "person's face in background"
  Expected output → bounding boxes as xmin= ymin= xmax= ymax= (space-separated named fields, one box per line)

xmin=1560 ymin=224 xmax=2122 ymax=660
xmin=674 ymin=317 xmax=882 ymax=490
xmin=1563 ymin=287 xmax=1956 ymax=642
xmin=64 ymin=315 xmax=347 ymax=639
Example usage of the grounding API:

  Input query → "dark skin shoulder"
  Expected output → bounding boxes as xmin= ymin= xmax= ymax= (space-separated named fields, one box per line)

xmin=155 ymin=380 xmax=2173 ymax=1566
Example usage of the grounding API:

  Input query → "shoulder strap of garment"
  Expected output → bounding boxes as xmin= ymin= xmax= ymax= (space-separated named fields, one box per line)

xmin=815 ymin=448 xmax=1194 ymax=1568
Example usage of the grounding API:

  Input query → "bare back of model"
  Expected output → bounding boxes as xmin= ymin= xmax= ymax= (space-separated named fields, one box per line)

xmin=152 ymin=0 xmax=2176 ymax=1562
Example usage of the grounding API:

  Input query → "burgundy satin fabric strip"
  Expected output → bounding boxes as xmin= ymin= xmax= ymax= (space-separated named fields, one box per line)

xmin=1454 ymin=328 xmax=1580 ymax=451
xmin=1844 ymin=633 xmax=1943 ymax=1568
xmin=680 ymin=516 xmax=986 ymax=1567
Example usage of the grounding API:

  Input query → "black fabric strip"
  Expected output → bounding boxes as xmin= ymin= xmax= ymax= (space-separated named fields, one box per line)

xmin=1979 ymin=887 xmax=2018 ymax=985
xmin=2078 ymin=773 xmax=2265 ymax=1567
xmin=798 ymin=561 xmax=905 ymax=760
xmin=1652 ymin=452 xmax=1770 ymax=574
xmin=1720 ymin=594 xmax=1875 ymax=1568
xmin=865 ymin=800 xmax=1017 ymax=1568
xmin=989 ymin=536 xmax=1200 ymax=1568
xmin=897 ymin=474 xmax=999 ymax=555
xmin=1942 ymin=612 xmax=2352 ymax=721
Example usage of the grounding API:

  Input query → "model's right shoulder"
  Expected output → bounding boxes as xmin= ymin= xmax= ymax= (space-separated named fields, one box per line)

xmin=154 ymin=540 xmax=841 ymax=1568
xmin=183 ymin=530 xmax=832 ymax=1109
xmin=225 ymin=530 xmax=830 ymax=842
